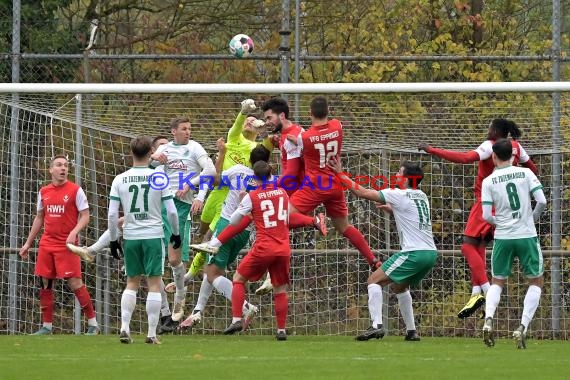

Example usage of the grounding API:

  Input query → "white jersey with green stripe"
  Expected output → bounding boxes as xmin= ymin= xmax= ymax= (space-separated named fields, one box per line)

xmin=153 ymin=140 xmax=209 ymax=204
xmin=220 ymin=164 xmax=255 ymax=230
xmin=481 ymin=165 xmax=542 ymax=239
xmin=379 ymin=188 xmax=437 ymax=252
xmin=110 ymin=166 xmax=174 ymax=240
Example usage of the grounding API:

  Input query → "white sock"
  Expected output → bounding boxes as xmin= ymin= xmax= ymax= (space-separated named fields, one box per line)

xmin=172 ymin=262 xmax=186 ymax=303
xmin=43 ymin=322 xmax=53 ymax=329
xmin=471 ymin=285 xmax=481 ymax=296
xmin=210 ymin=237 xmax=222 ymax=247
xmin=87 ymin=318 xmax=98 ymax=327
xmin=484 ymin=284 xmax=502 ymax=319
xmin=481 ymin=282 xmax=491 ymax=295
xmin=232 ymin=317 xmax=241 ymax=323
xmin=89 ymin=229 xmax=111 ymax=253
xmin=120 ymin=289 xmax=137 ymax=333
xmin=159 ymin=279 xmax=171 ymax=317
xmin=367 ymin=284 xmax=383 ymax=327
xmin=521 ymin=285 xmax=542 ymax=333
xmin=213 ymin=276 xmax=233 ymax=301
xmin=195 ymin=274 xmax=214 ymax=311
xmin=397 ymin=290 xmax=416 ymax=331
xmin=146 ymin=292 xmax=161 ymax=338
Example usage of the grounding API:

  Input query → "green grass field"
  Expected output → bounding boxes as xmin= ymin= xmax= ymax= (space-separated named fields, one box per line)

xmin=1 ymin=335 xmax=567 ymax=380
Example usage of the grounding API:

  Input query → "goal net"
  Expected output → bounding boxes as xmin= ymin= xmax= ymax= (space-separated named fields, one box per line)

xmin=0 ymin=84 xmax=568 ymax=339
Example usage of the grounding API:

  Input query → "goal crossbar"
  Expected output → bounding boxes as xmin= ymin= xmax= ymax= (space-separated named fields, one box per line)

xmin=1 ymin=82 xmax=570 ymax=94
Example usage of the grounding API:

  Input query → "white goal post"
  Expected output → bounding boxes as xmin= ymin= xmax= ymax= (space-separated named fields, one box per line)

xmin=0 ymin=82 xmax=568 ymax=339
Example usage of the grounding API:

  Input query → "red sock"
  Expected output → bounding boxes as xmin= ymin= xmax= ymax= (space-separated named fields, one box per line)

xmin=274 ymin=292 xmax=288 ymax=330
xmin=289 ymin=212 xmax=314 ymax=229
xmin=232 ymin=281 xmax=246 ymax=318
xmin=39 ymin=289 xmax=54 ymax=324
xmin=74 ymin=285 xmax=96 ymax=320
xmin=218 ymin=215 xmax=252 ymax=244
xmin=343 ymin=226 xmax=376 ymax=266
xmin=462 ymin=242 xmax=488 ymax=286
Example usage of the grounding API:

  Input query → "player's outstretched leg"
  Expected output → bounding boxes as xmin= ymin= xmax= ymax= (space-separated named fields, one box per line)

xmin=67 ymin=243 xmax=95 ymax=263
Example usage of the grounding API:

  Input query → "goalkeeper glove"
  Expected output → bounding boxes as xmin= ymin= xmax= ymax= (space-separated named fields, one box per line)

xmin=251 ymin=119 xmax=265 ymax=130
xmin=241 ymin=99 xmax=256 ymax=114
xmin=109 ymin=240 xmax=123 ymax=260
xmin=170 ymin=234 xmax=182 ymax=249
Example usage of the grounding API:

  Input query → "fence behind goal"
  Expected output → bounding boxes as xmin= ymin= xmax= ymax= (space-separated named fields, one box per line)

xmin=0 ymin=83 xmax=568 ymax=339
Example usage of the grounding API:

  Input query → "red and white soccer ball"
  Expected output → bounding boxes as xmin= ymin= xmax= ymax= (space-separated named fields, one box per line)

xmin=229 ymin=34 xmax=254 ymax=58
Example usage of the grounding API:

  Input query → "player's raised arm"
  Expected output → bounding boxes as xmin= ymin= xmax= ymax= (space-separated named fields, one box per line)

xmin=211 ymin=137 xmax=226 ymax=187
xmin=149 ymin=143 xmax=168 ymax=168
xmin=227 ymin=99 xmax=257 ymax=142
xmin=328 ymin=156 xmax=380 ymax=202
xmin=418 ymin=142 xmax=480 ymax=164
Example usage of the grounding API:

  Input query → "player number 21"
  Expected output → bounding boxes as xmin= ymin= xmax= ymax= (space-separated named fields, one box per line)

xmin=260 ymin=197 xmax=287 ymax=228
xmin=314 ymin=141 xmax=339 ymax=168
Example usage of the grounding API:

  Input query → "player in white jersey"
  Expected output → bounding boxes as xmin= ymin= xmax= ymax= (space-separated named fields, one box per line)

xmin=108 ymin=136 xmax=181 ymax=344
xmin=150 ymin=117 xmax=216 ymax=323
xmin=480 ymin=138 xmax=546 ymax=349
xmin=177 ymin=145 xmax=272 ymax=330
xmin=68 ymin=136 xmax=178 ymax=330
xmin=329 ymin=157 xmax=438 ymax=341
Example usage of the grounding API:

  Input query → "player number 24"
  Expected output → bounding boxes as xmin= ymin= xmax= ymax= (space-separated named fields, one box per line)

xmin=260 ymin=197 xmax=287 ymax=228
xmin=314 ymin=141 xmax=338 ymax=168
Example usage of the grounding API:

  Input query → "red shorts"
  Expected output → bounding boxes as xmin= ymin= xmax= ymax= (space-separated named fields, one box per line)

xmin=464 ymin=199 xmax=494 ymax=241
xmin=35 ymin=244 xmax=82 ymax=279
xmin=290 ymin=187 xmax=348 ymax=218
xmin=237 ymin=250 xmax=290 ymax=287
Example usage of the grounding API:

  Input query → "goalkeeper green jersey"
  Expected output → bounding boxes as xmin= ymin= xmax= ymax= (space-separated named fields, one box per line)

xmin=224 ymin=113 xmax=258 ymax=170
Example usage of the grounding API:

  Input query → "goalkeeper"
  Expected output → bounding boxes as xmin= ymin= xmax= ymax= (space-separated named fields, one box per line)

xmin=185 ymin=99 xmax=273 ymax=281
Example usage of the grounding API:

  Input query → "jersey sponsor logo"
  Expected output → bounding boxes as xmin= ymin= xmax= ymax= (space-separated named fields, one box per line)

xmin=167 ymin=160 xmax=189 ymax=171
xmin=228 ymin=152 xmax=246 ymax=165
xmin=63 ymin=195 xmax=69 ymax=203
xmin=47 ymin=204 xmax=65 ymax=214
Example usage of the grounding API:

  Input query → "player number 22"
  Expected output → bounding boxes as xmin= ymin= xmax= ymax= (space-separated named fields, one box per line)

xmin=260 ymin=197 xmax=287 ymax=228
xmin=314 ymin=141 xmax=339 ymax=168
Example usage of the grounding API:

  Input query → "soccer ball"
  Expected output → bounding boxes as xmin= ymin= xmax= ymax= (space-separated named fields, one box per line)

xmin=229 ymin=34 xmax=254 ymax=58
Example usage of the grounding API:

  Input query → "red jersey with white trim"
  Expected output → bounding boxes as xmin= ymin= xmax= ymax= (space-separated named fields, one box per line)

xmin=473 ymin=139 xmax=527 ymax=199
xmin=299 ymin=119 xmax=343 ymax=183
xmin=249 ymin=185 xmax=290 ymax=256
xmin=279 ymin=123 xmax=304 ymax=184
xmin=37 ymin=181 xmax=88 ymax=247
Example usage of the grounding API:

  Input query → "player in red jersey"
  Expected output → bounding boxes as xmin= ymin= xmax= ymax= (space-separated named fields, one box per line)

xmin=222 ymin=161 xmax=291 ymax=340
xmin=19 ymin=155 xmax=99 ymax=335
xmin=261 ymin=97 xmax=305 ymax=194
xmin=418 ymin=119 xmax=538 ymax=318
xmin=289 ymin=96 xmax=380 ymax=269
